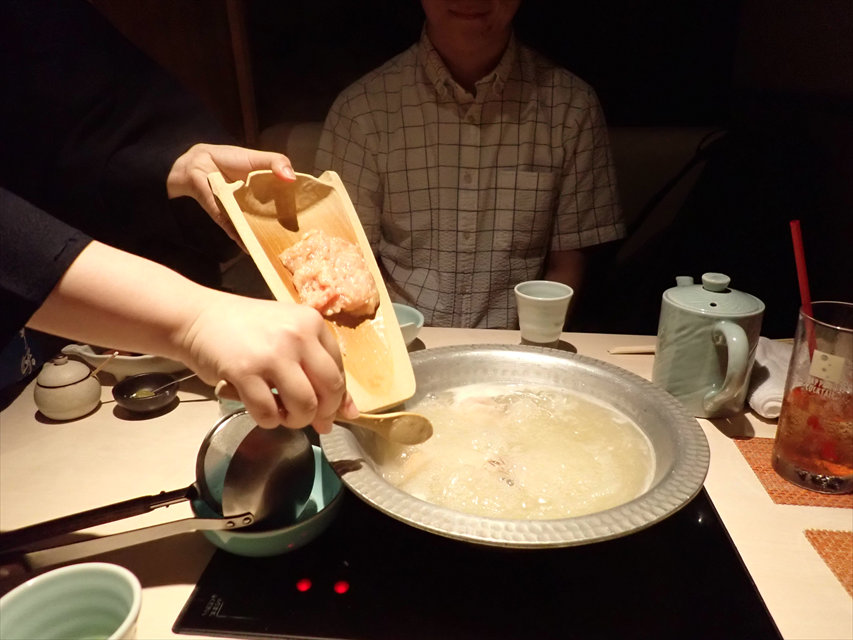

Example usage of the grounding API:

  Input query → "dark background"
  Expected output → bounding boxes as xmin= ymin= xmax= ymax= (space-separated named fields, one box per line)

xmin=247 ymin=0 xmax=742 ymax=128
xmin=92 ymin=0 xmax=852 ymax=336
xmin=92 ymin=0 xmax=761 ymax=136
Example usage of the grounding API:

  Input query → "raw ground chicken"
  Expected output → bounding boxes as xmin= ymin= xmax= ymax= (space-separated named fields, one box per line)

xmin=280 ymin=229 xmax=380 ymax=317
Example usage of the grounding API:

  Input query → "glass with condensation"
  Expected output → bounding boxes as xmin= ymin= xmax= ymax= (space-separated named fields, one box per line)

xmin=771 ymin=301 xmax=853 ymax=494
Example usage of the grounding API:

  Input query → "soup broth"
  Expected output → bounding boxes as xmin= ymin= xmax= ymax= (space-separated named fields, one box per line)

xmin=371 ymin=384 xmax=655 ymax=520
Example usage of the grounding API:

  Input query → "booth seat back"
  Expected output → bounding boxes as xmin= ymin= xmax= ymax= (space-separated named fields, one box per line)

xmin=259 ymin=122 xmax=718 ymax=237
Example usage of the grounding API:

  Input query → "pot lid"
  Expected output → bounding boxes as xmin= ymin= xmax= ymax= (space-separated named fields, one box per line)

xmin=36 ymin=355 xmax=93 ymax=388
xmin=663 ymin=273 xmax=765 ymax=317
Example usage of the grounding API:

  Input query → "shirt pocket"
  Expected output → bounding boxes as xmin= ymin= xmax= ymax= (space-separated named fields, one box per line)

xmin=493 ymin=170 xmax=557 ymax=253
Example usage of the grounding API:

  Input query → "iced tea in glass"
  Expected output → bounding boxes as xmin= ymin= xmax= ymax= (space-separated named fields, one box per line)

xmin=772 ymin=301 xmax=853 ymax=494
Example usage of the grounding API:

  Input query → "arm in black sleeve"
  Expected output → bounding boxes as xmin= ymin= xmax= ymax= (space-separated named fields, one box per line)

xmin=0 ymin=188 xmax=92 ymax=344
xmin=0 ymin=0 xmax=236 ymax=272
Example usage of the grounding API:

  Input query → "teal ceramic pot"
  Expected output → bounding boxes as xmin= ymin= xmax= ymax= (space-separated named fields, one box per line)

xmin=652 ymin=273 xmax=765 ymax=418
xmin=191 ymin=446 xmax=343 ymax=557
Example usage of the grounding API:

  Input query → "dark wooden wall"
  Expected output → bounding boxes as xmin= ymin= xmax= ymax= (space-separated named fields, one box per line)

xmin=92 ymin=0 xmax=257 ymax=143
xmin=91 ymin=1 xmax=853 ymax=138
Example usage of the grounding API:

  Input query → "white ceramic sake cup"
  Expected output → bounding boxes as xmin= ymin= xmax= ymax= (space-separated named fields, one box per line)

xmin=514 ymin=280 xmax=573 ymax=346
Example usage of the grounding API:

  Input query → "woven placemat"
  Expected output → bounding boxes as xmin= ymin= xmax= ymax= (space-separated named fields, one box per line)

xmin=805 ymin=529 xmax=853 ymax=598
xmin=734 ymin=437 xmax=853 ymax=509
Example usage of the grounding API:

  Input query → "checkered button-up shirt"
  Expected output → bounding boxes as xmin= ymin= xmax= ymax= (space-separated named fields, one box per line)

xmin=315 ymin=31 xmax=624 ymax=328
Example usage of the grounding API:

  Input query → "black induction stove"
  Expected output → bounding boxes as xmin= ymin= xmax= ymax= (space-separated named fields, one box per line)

xmin=174 ymin=488 xmax=781 ymax=640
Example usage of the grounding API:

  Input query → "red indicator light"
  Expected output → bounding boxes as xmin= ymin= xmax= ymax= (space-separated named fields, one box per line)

xmin=295 ymin=578 xmax=312 ymax=592
xmin=333 ymin=580 xmax=350 ymax=594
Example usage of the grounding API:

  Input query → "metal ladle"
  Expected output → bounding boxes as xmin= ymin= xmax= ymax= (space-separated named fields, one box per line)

xmin=0 ymin=411 xmax=314 ymax=572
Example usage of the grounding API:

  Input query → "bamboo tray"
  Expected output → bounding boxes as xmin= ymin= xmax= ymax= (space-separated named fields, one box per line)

xmin=208 ymin=169 xmax=415 ymax=413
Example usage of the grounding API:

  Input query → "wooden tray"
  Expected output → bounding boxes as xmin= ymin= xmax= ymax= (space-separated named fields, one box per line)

xmin=208 ymin=169 xmax=415 ymax=413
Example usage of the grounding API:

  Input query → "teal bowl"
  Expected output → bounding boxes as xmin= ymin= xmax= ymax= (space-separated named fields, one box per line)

xmin=392 ymin=302 xmax=424 ymax=345
xmin=191 ymin=446 xmax=343 ymax=557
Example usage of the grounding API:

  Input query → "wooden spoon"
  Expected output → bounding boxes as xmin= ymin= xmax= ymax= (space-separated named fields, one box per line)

xmin=213 ymin=380 xmax=432 ymax=445
xmin=336 ymin=411 xmax=433 ymax=445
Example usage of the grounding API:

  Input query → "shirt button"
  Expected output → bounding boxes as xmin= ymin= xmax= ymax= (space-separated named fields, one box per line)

xmin=462 ymin=172 xmax=472 ymax=185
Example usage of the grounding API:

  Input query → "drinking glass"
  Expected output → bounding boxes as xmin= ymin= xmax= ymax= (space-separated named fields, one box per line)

xmin=771 ymin=301 xmax=853 ymax=493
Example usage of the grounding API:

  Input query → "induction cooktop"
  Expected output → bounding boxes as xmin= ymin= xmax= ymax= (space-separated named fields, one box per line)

xmin=174 ymin=488 xmax=781 ymax=640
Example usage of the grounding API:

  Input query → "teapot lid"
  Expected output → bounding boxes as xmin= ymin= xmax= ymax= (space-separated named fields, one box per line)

xmin=36 ymin=355 xmax=93 ymax=388
xmin=663 ymin=273 xmax=765 ymax=317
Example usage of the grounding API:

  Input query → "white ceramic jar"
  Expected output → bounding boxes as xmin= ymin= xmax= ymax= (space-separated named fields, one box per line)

xmin=33 ymin=356 xmax=101 ymax=421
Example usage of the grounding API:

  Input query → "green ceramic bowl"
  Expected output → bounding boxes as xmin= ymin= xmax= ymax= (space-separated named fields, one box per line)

xmin=392 ymin=302 xmax=424 ymax=345
xmin=191 ymin=446 xmax=343 ymax=557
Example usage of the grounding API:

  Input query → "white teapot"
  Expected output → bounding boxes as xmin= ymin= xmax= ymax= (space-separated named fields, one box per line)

xmin=33 ymin=355 xmax=101 ymax=421
xmin=652 ymin=273 xmax=765 ymax=418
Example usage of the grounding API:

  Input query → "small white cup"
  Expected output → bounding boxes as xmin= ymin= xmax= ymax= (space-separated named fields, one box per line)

xmin=514 ymin=280 xmax=573 ymax=346
xmin=0 ymin=562 xmax=141 ymax=640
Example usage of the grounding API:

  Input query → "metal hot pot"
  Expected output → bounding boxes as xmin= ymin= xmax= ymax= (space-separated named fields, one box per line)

xmin=321 ymin=344 xmax=709 ymax=548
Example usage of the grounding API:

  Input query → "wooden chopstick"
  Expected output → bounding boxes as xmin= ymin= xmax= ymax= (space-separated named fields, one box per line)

xmin=608 ymin=345 xmax=656 ymax=355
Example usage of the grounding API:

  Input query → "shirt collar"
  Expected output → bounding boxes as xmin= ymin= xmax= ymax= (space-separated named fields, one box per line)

xmin=418 ymin=27 xmax=516 ymax=101
xmin=481 ymin=32 xmax=515 ymax=96
xmin=419 ymin=27 xmax=448 ymax=95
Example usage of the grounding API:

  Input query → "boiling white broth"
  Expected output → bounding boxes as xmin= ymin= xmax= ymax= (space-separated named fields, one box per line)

xmin=371 ymin=383 xmax=655 ymax=520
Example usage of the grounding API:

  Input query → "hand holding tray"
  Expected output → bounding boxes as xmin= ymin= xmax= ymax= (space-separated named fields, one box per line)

xmin=208 ymin=169 xmax=415 ymax=413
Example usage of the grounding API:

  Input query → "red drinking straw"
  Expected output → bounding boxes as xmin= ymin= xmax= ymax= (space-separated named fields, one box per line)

xmin=789 ymin=220 xmax=813 ymax=316
xmin=789 ymin=219 xmax=816 ymax=354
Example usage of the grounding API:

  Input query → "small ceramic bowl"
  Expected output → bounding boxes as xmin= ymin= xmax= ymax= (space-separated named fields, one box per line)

xmin=112 ymin=372 xmax=179 ymax=414
xmin=191 ymin=446 xmax=344 ymax=557
xmin=392 ymin=303 xmax=424 ymax=346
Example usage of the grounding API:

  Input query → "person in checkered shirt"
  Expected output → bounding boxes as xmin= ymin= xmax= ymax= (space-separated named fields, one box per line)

xmin=315 ymin=0 xmax=625 ymax=329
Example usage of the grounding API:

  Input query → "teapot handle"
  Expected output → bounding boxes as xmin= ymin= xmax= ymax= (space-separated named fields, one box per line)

xmin=703 ymin=320 xmax=749 ymax=415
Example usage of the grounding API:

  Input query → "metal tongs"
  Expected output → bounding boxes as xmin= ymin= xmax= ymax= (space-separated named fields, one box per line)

xmin=0 ymin=413 xmax=313 ymax=575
